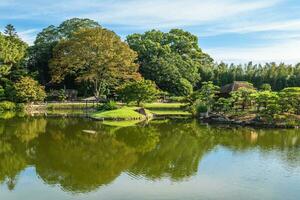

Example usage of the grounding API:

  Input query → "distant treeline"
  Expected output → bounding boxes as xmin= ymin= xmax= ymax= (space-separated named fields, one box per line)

xmin=200 ymin=62 xmax=300 ymax=91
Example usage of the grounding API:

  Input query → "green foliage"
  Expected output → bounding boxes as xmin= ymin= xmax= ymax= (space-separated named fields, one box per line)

xmin=58 ymin=89 xmax=67 ymax=102
xmin=14 ymin=77 xmax=46 ymax=103
xmin=28 ymin=18 xmax=101 ymax=85
xmin=230 ymin=86 xmax=256 ymax=111
xmin=214 ymin=97 xmax=232 ymax=113
xmin=0 ymin=86 xmax=5 ymax=100
xmin=97 ymin=101 xmax=118 ymax=112
xmin=199 ymin=82 xmax=220 ymax=107
xmin=168 ymin=96 xmax=186 ymax=103
xmin=260 ymin=83 xmax=272 ymax=91
xmin=91 ymin=107 xmax=144 ymax=120
xmin=200 ymin=62 xmax=300 ymax=91
xmin=50 ymin=27 xmax=139 ymax=98
xmin=194 ymin=100 xmax=208 ymax=115
xmin=126 ymin=29 xmax=213 ymax=95
xmin=279 ymin=87 xmax=300 ymax=114
xmin=176 ymin=78 xmax=193 ymax=96
xmin=0 ymin=31 xmax=27 ymax=78
xmin=253 ymin=91 xmax=281 ymax=119
xmin=0 ymin=101 xmax=16 ymax=111
xmin=118 ymin=80 xmax=159 ymax=106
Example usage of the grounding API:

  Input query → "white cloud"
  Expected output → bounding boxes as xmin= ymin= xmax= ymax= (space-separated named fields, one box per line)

xmin=0 ymin=0 xmax=280 ymax=28
xmin=207 ymin=39 xmax=300 ymax=64
xmin=18 ymin=29 xmax=38 ymax=45
xmin=203 ymin=19 xmax=300 ymax=36
xmin=82 ymin=0 xmax=280 ymax=28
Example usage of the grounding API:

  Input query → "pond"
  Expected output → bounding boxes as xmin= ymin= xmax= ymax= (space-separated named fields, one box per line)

xmin=0 ymin=117 xmax=299 ymax=200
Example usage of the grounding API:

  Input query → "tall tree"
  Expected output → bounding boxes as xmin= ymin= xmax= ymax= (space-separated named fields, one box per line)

xmin=126 ymin=29 xmax=213 ymax=96
xmin=4 ymin=24 xmax=17 ymax=37
xmin=28 ymin=18 xmax=101 ymax=85
xmin=50 ymin=28 xmax=140 ymax=98
xmin=0 ymin=32 xmax=27 ymax=78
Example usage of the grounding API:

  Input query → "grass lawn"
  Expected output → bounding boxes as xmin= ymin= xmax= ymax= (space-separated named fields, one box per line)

xmin=91 ymin=107 xmax=145 ymax=120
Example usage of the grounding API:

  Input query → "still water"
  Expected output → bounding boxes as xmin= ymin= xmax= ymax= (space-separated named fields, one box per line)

xmin=0 ymin=117 xmax=299 ymax=200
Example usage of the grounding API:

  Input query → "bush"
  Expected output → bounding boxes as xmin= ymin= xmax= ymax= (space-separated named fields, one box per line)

xmin=118 ymin=80 xmax=159 ymax=106
xmin=97 ymin=101 xmax=118 ymax=111
xmin=0 ymin=101 xmax=16 ymax=111
xmin=196 ymin=101 xmax=208 ymax=114
xmin=14 ymin=76 xmax=46 ymax=103
xmin=189 ymin=99 xmax=208 ymax=116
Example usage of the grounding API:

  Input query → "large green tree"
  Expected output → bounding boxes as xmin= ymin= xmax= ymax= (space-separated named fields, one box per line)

xmin=0 ymin=31 xmax=27 ymax=78
xmin=50 ymin=27 xmax=139 ymax=98
xmin=126 ymin=29 xmax=213 ymax=96
xmin=28 ymin=18 xmax=101 ymax=85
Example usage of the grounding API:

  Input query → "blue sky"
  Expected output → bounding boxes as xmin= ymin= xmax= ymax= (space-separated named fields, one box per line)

xmin=0 ymin=0 xmax=300 ymax=64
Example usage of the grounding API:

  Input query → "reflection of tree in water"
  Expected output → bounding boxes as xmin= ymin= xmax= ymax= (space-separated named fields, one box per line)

xmin=128 ymin=120 xmax=215 ymax=181
xmin=33 ymin=119 xmax=138 ymax=193
xmin=115 ymin=125 xmax=160 ymax=154
xmin=0 ymin=118 xmax=299 ymax=193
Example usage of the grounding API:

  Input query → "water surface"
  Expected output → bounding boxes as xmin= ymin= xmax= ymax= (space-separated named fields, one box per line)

xmin=0 ymin=117 xmax=299 ymax=200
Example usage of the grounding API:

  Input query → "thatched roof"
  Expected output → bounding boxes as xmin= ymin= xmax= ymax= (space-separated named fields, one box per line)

xmin=220 ymin=81 xmax=254 ymax=94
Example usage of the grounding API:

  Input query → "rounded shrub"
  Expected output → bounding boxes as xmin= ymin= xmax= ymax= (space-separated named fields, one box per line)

xmin=0 ymin=101 xmax=16 ymax=111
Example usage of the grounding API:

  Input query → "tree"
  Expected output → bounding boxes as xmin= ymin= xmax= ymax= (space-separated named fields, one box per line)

xmin=50 ymin=27 xmax=140 ymax=99
xmin=279 ymin=87 xmax=300 ymax=114
xmin=253 ymin=91 xmax=280 ymax=118
xmin=0 ymin=32 xmax=27 ymax=78
xmin=14 ymin=77 xmax=46 ymax=103
xmin=126 ymin=29 xmax=213 ymax=95
xmin=118 ymin=80 xmax=159 ymax=106
xmin=198 ymin=81 xmax=220 ymax=112
xmin=28 ymin=18 xmax=101 ymax=85
xmin=4 ymin=24 xmax=17 ymax=37
xmin=230 ymin=86 xmax=257 ymax=111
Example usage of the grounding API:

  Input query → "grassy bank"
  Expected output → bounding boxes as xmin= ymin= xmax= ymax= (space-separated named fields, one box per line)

xmin=91 ymin=103 xmax=191 ymax=121
xmin=91 ymin=107 xmax=146 ymax=120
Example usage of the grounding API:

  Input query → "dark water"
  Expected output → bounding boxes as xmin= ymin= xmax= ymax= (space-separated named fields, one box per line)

xmin=0 ymin=117 xmax=299 ymax=200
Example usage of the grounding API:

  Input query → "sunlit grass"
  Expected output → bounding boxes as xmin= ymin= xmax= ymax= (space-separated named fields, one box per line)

xmin=91 ymin=107 xmax=144 ymax=120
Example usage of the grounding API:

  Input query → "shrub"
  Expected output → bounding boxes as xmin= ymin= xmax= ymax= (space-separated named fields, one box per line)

xmin=14 ymin=77 xmax=46 ymax=103
xmin=118 ymin=80 xmax=159 ymax=106
xmin=58 ymin=89 xmax=67 ymax=101
xmin=97 ymin=101 xmax=118 ymax=111
xmin=0 ymin=101 xmax=16 ymax=111
xmin=189 ymin=99 xmax=207 ymax=116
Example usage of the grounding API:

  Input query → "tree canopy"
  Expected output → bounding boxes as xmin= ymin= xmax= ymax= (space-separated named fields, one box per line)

xmin=126 ymin=29 xmax=213 ymax=96
xmin=50 ymin=27 xmax=140 ymax=98
xmin=28 ymin=18 xmax=101 ymax=85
